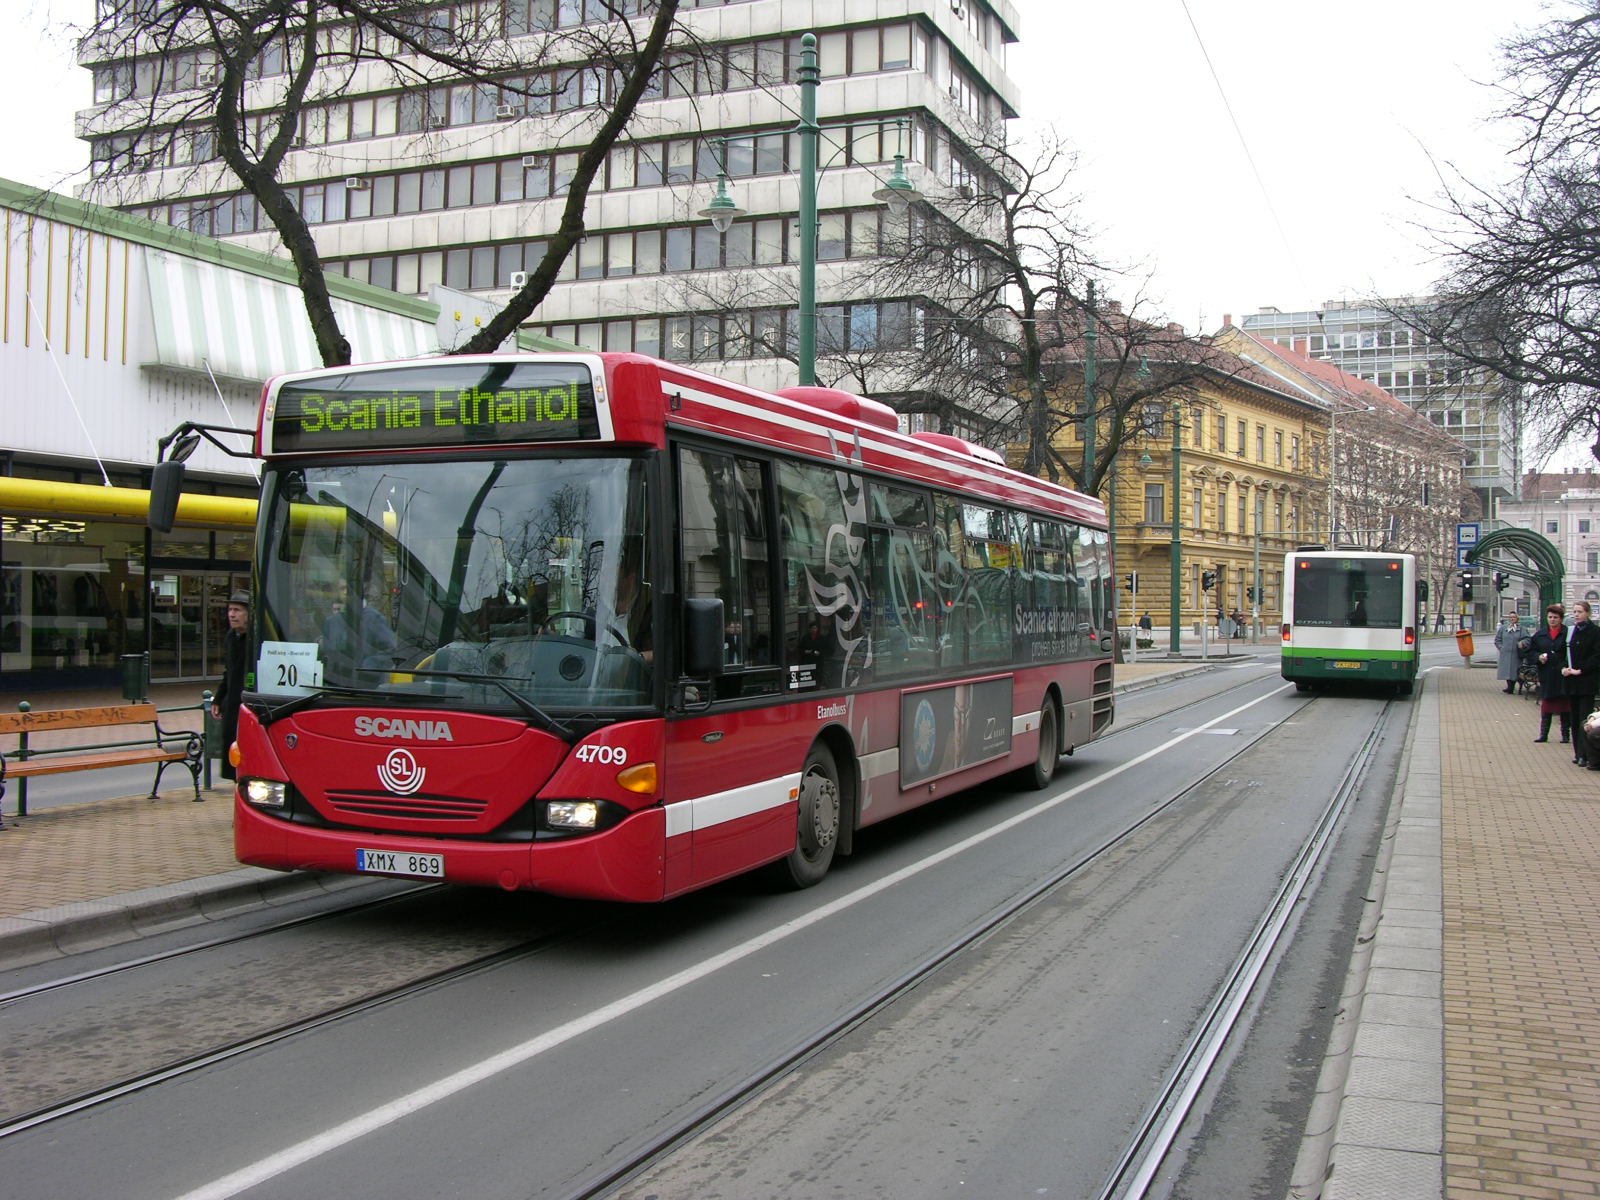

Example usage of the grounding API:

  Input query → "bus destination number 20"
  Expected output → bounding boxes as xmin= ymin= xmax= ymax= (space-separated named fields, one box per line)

xmin=258 ymin=641 xmax=325 ymax=697
xmin=575 ymin=744 xmax=628 ymax=765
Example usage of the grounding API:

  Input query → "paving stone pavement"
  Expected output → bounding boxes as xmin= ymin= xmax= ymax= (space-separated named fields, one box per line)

xmin=1438 ymin=666 xmax=1600 ymax=1199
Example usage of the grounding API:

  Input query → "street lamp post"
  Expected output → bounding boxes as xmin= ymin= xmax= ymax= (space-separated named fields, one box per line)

xmin=1170 ymin=398 xmax=1183 ymax=654
xmin=701 ymin=32 xmax=920 ymax=387
xmin=795 ymin=34 xmax=820 ymax=386
xmin=1082 ymin=280 xmax=1098 ymax=483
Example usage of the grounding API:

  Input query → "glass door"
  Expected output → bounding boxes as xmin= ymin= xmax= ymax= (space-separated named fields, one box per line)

xmin=150 ymin=570 xmax=250 ymax=682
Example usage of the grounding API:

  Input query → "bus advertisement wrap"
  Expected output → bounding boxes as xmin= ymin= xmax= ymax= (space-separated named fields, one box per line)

xmin=900 ymin=678 xmax=1013 ymax=787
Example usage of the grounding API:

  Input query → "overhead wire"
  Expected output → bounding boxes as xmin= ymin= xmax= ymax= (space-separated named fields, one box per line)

xmin=1177 ymin=0 xmax=1312 ymax=298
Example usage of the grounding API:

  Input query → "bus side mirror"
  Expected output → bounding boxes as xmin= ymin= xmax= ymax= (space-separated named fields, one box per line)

xmin=148 ymin=460 xmax=185 ymax=534
xmin=684 ymin=598 xmax=725 ymax=677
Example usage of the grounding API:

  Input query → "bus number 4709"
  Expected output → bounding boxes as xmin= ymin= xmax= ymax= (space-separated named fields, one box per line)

xmin=575 ymin=745 xmax=628 ymax=766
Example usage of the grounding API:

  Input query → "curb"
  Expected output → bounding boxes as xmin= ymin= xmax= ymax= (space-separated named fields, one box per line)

xmin=1288 ymin=671 xmax=1444 ymax=1199
xmin=0 ymin=868 xmax=381 ymax=971
xmin=1112 ymin=663 xmax=1220 ymax=694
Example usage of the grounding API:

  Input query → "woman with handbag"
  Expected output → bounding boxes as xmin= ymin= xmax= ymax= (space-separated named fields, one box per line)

xmin=1529 ymin=604 xmax=1571 ymax=743
xmin=1561 ymin=600 xmax=1600 ymax=766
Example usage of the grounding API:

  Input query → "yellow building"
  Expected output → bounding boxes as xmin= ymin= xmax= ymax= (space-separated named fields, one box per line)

xmin=1044 ymin=325 xmax=1330 ymax=640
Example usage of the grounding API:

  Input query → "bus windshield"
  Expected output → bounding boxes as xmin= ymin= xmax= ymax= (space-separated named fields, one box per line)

xmin=256 ymin=457 xmax=653 ymax=712
xmin=1292 ymin=559 xmax=1404 ymax=629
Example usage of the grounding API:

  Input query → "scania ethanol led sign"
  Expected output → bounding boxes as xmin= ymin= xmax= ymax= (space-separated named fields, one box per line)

xmin=269 ymin=361 xmax=602 ymax=452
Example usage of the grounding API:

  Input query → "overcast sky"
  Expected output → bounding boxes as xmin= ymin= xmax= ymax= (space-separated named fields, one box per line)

xmin=2 ymin=0 xmax=1541 ymax=331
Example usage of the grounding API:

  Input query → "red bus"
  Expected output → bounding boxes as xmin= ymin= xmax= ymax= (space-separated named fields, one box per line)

xmin=215 ymin=352 xmax=1113 ymax=901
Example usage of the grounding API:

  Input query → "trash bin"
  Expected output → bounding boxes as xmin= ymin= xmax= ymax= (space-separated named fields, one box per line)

xmin=1455 ymin=629 xmax=1475 ymax=660
xmin=119 ymin=653 xmax=149 ymax=702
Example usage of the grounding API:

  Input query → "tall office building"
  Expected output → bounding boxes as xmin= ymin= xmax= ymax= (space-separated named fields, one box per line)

xmin=76 ymin=1 xmax=1021 ymax=420
xmin=1241 ymin=299 xmax=1519 ymax=511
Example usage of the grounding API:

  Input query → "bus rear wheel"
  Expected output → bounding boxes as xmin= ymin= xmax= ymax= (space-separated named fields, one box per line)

xmin=1023 ymin=699 xmax=1059 ymax=790
xmin=774 ymin=743 xmax=841 ymax=888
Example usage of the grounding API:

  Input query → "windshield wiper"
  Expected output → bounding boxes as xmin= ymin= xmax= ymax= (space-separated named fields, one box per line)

xmin=252 ymin=683 xmax=392 ymax=726
xmin=392 ymin=668 xmax=575 ymax=742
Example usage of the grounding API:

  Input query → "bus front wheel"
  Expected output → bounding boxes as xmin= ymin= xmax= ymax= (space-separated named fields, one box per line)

xmin=775 ymin=743 xmax=841 ymax=888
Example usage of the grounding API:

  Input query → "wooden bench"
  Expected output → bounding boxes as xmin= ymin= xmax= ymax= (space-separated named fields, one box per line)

xmin=0 ymin=703 xmax=204 ymax=825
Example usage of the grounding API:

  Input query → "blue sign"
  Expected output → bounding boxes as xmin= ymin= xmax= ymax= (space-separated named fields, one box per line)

xmin=1457 ymin=522 xmax=1481 ymax=546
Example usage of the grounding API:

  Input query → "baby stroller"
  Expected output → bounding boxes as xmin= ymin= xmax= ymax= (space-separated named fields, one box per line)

xmin=1517 ymin=637 xmax=1541 ymax=697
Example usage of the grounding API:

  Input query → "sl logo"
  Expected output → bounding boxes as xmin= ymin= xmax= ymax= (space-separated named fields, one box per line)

xmin=377 ymin=748 xmax=425 ymax=795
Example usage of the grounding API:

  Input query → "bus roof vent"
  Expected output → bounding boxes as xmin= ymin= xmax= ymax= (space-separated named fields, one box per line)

xmin=776 ymin=386 xmax=901 ymax=432
xmin=910 ymin=431 xmax=1007 ymax=466
xmin=1295 ymin=543 xmax=1328 ymax=552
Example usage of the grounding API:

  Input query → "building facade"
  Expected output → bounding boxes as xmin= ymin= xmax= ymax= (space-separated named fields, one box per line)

xmin=1240 ymin=299 xmax=1518 ymax=514
xmin=1047 ymin=323 xmax=1329 ymax=636
xmin=1220 ymin=324 xmax=1473 ymax=628
xmin=77 ymin=0 xmax=1022 ymax=406
xmin=1500 ymin=471 xmax=1600 ymax=610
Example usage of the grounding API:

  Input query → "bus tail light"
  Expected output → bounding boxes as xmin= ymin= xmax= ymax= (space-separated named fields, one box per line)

xmin=1280 ymin=624 xmax=1291 ymax=643
xmin=616 ymin=762 xmax=658 ymax=794
xmin=1405 ymin=626 xmax=1416 ymax=645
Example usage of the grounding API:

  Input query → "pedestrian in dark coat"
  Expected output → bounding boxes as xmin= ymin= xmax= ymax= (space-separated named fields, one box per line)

xmin=211 ymin=591 xmax=250 ymax=782
xmin=1560 ymin=600 xmax=1600 ymax=767
xmin=1529 ymin=604 xmax=1571 ymax=743
xmin=1494 ymin=615 xmax=1524 ymax=693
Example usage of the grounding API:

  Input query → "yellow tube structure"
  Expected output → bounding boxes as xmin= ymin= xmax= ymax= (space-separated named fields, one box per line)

xmin=0 ymin=476 xmax=258 ymax=529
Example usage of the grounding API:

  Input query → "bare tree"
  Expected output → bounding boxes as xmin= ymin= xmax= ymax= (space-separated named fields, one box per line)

xmin=1412 ymin=2 xmax=1600 ymax=462
xmin=666 ymin=125 xmax=1246 ymax=494
xmin=77 ymin=0 xmax=683 ymax=365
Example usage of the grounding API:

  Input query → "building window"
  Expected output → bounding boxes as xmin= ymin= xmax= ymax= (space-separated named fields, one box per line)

xmin=1548 ymin=521 xmax=1560 ymax=534
xmin=1236 ymin=419 xmax=1246 ymax=457
xmin=1217 ymin=414 xmax=1227 ymax=451
xmin=1291 ymin=435 xmax=1300 ymax=468
xmin=1274 ymin=430 xmax=1283 ymax=465
xmin=1144 ymin=483 xmax=1166 ymax=525
xmin=1256 ymin=425 xmax=1266 ymax=461
xmin=1193 ymin=488 xmax=1203 ymax=529
xmin=1218 ymin=485 xmax=1228 ymax=532
xmin=1582 ymin=520 xmax=1592 ymax=534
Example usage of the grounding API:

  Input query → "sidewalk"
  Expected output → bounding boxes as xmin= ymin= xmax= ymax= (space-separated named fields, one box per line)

xmin=2 ymin=662 xmax=1594 ymax=1195
xmin=1300 ymin=663 xmax=1600 ymax=1199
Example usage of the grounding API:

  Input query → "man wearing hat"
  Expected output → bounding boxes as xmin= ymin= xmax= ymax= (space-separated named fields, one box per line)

xmin=211 ymin=591 xmax=251 ymax=782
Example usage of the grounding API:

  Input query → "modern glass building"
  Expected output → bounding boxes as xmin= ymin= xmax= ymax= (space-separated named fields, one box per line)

xmin=76 ymin=0 xmax=1022 ymax=410
xmin=1241 ymin=299 xmax=1519 ymax=512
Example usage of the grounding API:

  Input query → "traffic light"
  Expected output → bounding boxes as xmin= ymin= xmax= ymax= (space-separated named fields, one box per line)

xmin=1493 ymin=570 xmax=1508 ymax=592
xmin=1202 ymin=569 xmax=1217 ymax=591
xmin=1459 ymin=569 xmax=1474 ymax=601
xmin=1124 ymin=571 xmax=1139 ymax=593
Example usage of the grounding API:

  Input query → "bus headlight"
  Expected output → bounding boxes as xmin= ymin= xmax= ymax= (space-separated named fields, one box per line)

xmin=244 ymin=778 xmax=288 ymax=809
xmin=546 ymin=800 xmax=601 ymax=830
